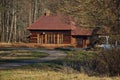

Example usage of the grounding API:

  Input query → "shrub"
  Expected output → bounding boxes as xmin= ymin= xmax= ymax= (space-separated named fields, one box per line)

xmin=65 ymin=51 xmax=97 ymax=75
xmin=95 ymin=48 xmax=120 ymax=76
xmin=65 ymin=49 xmax=120 ymax=76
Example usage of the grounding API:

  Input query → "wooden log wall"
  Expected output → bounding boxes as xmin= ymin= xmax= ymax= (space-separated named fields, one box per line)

xmin=29 ymin=30 xmax=71 ymax=44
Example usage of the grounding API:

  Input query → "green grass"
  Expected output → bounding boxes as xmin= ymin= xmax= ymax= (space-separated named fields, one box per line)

xmin=65 ymin=50 xmax=96 ymax=61
xmin=0 ymin=50 xmax=49 ymax=60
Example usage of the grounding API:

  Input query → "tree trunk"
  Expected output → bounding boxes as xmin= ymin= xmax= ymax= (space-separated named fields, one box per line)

xmin=14 ymin=14 xmax=17 ymax=42
xmin=29 ymin=3 xmax=32 ymax=25
xmin=1 ymin=13 xmax=5 ymax=42
xmin=6 ymin=11 xmax=10 ymax=42
xmin=8 ymin=8 xmax=14 ymax=43
xmin=33 ymin=0 xmax=38 ymax=22
xmin=0 ymin=10 xmax=2 ymax=41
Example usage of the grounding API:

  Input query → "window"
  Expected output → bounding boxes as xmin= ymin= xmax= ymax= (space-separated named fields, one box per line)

xmin=59 ymin=34 xmax=63 ymax=44
xmin=37 ymin=33 xmax=64 ymax=44
xmin=47 ymin=34 xmax=54 ymax=44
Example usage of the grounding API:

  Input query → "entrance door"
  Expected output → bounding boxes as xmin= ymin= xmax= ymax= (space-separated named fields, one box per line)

xmin=76 ymin=37 xmax=89 ymax=48
xmin=76 ymin=38 xmax=83 ymax=47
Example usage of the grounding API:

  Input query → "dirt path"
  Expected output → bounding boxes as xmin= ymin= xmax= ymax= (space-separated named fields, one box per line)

xmin=0 ymin=48 xmax=67 ymax=69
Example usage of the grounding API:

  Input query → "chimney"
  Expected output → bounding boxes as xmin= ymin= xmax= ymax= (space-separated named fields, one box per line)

xmin=44 ymin=10 xmax=50 ymax=16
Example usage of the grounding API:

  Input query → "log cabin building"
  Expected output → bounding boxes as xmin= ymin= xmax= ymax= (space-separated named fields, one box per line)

xmin=27 ymin=13 xmax=93 ymax=48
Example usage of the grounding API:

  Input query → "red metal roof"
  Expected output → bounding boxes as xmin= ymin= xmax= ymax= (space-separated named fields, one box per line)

xmin=27 ymin=15 xmax=76 ymax=30
xmin=72 ymin=27 xmax=93 ymax=36
xmin=27 ymin=15 xmax=92 ymax=36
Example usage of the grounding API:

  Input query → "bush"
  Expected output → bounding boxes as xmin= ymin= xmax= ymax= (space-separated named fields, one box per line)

xmin=65 ymin=51 xmax=97 ymax=75
xmin=95 ymin=48 xmax=120 ymax=76
xmin=65 ymin=49 xmax=120 ymax=76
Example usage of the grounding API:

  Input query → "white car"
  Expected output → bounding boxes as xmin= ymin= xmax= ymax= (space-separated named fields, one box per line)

xmin=97 ymin=44 xmax=112 ymax=49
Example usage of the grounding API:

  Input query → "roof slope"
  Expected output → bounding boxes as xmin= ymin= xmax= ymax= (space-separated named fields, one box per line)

xmin=27 ymin=15 xmax=76 ymax=30
xmin=27 ymin=14 xmax=92 ymax=36
xmin=72 ymin=27 xmax=93 ymax=36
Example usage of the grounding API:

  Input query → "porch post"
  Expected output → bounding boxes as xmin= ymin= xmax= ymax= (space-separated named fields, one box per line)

xmin=54 ymin=34 xmax=55 ymax=44
xmin=57 ymin=34 xmax=59 ymax=44
xmin=41 ymin=35 xmax=43 ymax=44
xmin=45 ymin=34 xmax=47 ymax=44
xmin=37 ymin=34 xmax=39 ymax=43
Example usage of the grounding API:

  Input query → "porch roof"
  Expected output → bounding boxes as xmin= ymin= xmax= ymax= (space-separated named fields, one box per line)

xmin=72 ymin=27 xmax=93 ymax=36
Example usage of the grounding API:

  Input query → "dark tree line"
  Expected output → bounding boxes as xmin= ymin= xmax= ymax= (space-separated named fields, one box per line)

xmin=0 ymin=0 xmax=119 ymax=43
